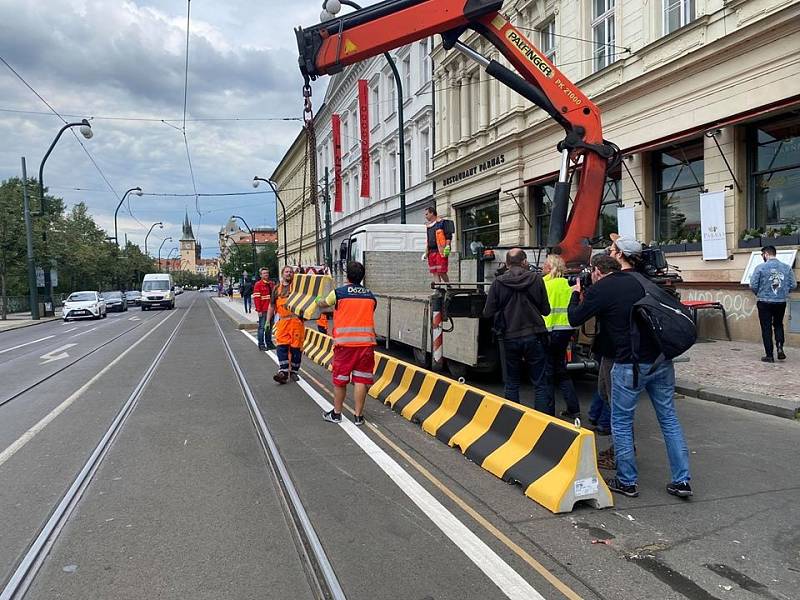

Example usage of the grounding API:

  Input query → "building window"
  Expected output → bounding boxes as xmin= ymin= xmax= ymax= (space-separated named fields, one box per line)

xmin=405 ymin=140 xmax=413 ymax=187
xmin=342 ymin=112 xmax=350 ymax=153
xmin=353 ymin=173 xmax=360 ymax=204
xmin=598 ymin=166 xmax=621 ymax=241
xmin=663 ymin=0 xmax=695 ymax=35
xmin=540 ymin=18 xmax=556 ymax=63
xmin=370 ymin=82 xmax=380 ymax=124
xmin=748 ymin=113 xmax=800 ymax=231
xmin=654 ymin=139 xmax=704 ymax=243
xmin=592 ymin=0 xmax=616 ymax=72
xmin=373 ymin=157 xmax=381 ymax=199
xmin=459 ymin=196 xmax=500 ymax=256
xmin=389 ymin=150 xmax=397 ymax=195
xmin=421 ymin=129 xmax=431 ymax=175
xmin=530 ymin=181 xmax=554 ymax=247
xmin=420 ymin=38 xmax=430 ymax=83
xmin=350 ymin=108 xmax=359 ymax=150
xmin=343 ymin=178 xmax=351 ymax=213
xmin=402 ymin=55 xmax=411 ymax=95
xmin=386 ymin=74 xmax=396 ymax=116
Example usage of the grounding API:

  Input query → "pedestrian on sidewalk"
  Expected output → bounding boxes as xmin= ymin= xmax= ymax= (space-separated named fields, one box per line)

xmin=568 ymin=240 xmax=692 ymax=499
xmin=317 ymin=261 xmax=377 ymax=425
xmin=268 ymin=266 xmax=304 ymax=384
xmin=241 ymin=272 xmax=253 ymax=314
xmin=483 ymin=248 xmax=552 ymax=414
xmin=253 ymin=267 xmax=274 ymax=351
xmin=226 ymin=282 xmax=233 ymax=300
xmin=750 ymin=245 xmax=796 ymax=363
xmin=542 ymin=254 xmax=581 ymax=420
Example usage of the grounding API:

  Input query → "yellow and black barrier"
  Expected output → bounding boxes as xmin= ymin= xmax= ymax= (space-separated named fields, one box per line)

xmin=286 ymin=274 xmax=333 ymax=320
xmin=302 ymin=331 xmax=612 ymax=514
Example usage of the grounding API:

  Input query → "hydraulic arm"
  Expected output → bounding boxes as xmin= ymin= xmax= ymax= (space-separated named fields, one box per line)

xmin=296 ymin=0 xmax=618 ymax=267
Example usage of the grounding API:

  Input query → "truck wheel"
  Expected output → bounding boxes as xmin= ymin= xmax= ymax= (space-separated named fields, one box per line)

xmin=412 ymin=347 xmax=430 ymax=368
xmin=447 ymin=360 xmax=469 ymax=381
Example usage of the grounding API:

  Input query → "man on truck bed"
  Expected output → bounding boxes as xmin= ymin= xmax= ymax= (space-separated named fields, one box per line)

xmin=424 ymin=207 xmax=452 ymax=283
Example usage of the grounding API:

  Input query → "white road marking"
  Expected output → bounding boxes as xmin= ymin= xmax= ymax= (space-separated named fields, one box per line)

xmin=64 ymin=327 xmax=79 ymax=333
xmin=0 ymin=336 xmax=56 ymax=355
xmin=240 ymin=331 xmax=544 ymax=600
xmin=128 ymin=316 xmax=141 ymax=321
xmin=39 ymin=344 xmax=78 ymax=365
xmin=70 ymin=327 xmax=97 ymax=338
xmin=0 ymin=312 xmax=175 ymax=469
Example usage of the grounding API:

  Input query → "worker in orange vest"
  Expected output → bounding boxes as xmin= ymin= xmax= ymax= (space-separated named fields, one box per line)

xmin=317 ymin=261 xmax=376 ymax=425
xmin=317 ymin=312 xmax=329 ymax=335
xmin=252 ymin=267 xmax=274 ymax=351
xmin=267 ymin=266 xmax=305 ymax=384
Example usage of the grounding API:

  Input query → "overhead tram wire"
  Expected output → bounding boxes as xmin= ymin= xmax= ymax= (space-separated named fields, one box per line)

xmin=0 ymin=54 xmax=147 ymax=231
xmin=0 ymin=107 xmax=303 ymax=122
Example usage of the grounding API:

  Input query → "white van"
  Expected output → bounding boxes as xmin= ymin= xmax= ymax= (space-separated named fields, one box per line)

xmin=346 ymin=224 xmax=426 ymax=264
xmin=141 ymin=273 xmax=175 ymax=310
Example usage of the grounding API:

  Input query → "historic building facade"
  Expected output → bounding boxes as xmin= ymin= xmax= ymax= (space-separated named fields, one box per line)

xmin=179 ymin=211 xmax=202 ymax=274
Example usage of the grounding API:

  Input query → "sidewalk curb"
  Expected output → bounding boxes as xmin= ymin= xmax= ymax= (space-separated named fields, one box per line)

xmin=0 ymin=316 xmax=60 ymax=333
xmin=211 ymin=298 xmax=257 ymax=331
xmin=676 ymin=379 xmax=800 ymax=420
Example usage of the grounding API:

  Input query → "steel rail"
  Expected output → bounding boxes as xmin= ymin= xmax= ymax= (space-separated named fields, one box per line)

xmin=207 ymin=300 xmax=347 ymax=600
xmin=0 ymin=297 xmax=196 ymax=600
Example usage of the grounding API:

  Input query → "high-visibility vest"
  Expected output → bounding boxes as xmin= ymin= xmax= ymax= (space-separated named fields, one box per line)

xmin=317 ymin=313 xmax=328 ymax=329
xmin=332 ymin=284 xmax=377 ymax=347
xmin=274 ymin=283 xmax=298 ymax=320
xmin=543 ymin=274 xmax=574 ymax=331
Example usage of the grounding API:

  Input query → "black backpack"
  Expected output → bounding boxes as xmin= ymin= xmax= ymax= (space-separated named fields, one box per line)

xmin=628 ymin=272 xmax=696 ymax=382
xmin=442 ymin=219 xmax=455 ymax=237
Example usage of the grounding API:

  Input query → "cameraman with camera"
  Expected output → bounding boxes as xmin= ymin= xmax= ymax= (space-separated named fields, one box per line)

xmin=568 ymin=237 xmax=693 ymax=499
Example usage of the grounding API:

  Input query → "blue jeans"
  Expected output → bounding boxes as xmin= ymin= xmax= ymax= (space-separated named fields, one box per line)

xmin=257 ymin=312 xmax=273 ymax=348
xmin=243 ymin=294 xmax=252 ymax=313
xmin=502 ymin=335 xmax=553 ymax=414
xmin=588 ymin=390 xmax=611 ymax=430
xmin=611 ymin=361 xmax=690 ymax=486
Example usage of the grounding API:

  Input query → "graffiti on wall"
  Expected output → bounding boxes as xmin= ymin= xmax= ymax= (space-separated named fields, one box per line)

xmin=683 ymin=289 xmax=758 ymax=321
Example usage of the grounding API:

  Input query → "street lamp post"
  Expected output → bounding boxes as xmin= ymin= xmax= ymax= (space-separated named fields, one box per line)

xmin=166 ymin=247 xmax=178 ymax=272
xmin=252 ymin=176 xmax=288 ymax=265
xmin=144 ymin=221 xmax=163 ymax=255
xmin=113 ymin=187 xmax=143 ymax=248
xmin=230 ymin=215 xmax=258 ymax=273
xmin=157 ymin=237 xmax=173 ymax=272
xmin=38 ymin=118 xmax=93 ymax=315
xmin=321 ymin=0 xmax=407 ymax=224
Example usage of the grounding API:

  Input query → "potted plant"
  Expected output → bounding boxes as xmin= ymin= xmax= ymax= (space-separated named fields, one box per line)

xmin=769 ymin=224 xmax=800 ymax=247
xmin=661 ymin=238 xmax=685 ymax=253
xmin=685 ymin=230 xmax=702 ymax=252
xmin=739 ymin=227 xmax=763 ymax=248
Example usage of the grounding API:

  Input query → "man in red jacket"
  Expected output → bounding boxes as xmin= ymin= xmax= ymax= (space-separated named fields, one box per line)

xmin=252 ymin=267 xmax=274 ymax=351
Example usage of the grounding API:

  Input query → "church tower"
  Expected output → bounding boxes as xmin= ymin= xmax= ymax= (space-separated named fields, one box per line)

xmin=180 ymin=210 xmax=198 ymax=273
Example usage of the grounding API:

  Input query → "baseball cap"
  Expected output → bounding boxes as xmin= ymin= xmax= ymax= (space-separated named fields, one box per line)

xmin=611 ymin=235 xmax=643 ymax=258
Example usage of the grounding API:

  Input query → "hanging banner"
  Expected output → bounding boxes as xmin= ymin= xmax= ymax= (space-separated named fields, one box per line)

xmin=358 ymin=79 xmax=370 ymax=198
xmin=616 ymin=206 xmax=636 ymax=239
xmin=332 ymin=114 xmax=343 ymax=213
xmin=700 ymin=191 xmax=727 ymax=260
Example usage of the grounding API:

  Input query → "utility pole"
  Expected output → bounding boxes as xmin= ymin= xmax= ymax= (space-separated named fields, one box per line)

xmin=21 ymin=157 xmax=39 ymax=320
xmin=324 ymin=167 xmax=332 ymax=271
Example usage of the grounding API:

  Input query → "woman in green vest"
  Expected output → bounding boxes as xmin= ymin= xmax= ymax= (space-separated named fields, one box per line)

xmin=543 ymin=254 xmax=581 ymax=418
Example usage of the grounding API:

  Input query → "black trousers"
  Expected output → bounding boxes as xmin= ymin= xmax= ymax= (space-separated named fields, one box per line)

xmin=756 ymin=301 xmax=786 ymax=357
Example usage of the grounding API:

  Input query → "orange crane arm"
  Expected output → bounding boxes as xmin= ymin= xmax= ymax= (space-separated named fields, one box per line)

xmin=296 ymin=0 xmax=618 ymax=266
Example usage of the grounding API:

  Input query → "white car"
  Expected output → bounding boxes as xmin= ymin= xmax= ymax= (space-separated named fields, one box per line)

xmin=63 ymin=291 xmax=107 ymax=321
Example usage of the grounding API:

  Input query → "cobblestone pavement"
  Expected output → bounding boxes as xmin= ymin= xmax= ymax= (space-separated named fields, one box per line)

xmin=676 ymin=338 xmax=800 ymax=401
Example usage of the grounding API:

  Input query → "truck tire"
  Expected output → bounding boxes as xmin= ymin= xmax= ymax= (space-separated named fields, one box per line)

xmin=412 ymin=347 xmax=430 ymax=368
xmin=447 ymin=360 xmax=469 ymax=381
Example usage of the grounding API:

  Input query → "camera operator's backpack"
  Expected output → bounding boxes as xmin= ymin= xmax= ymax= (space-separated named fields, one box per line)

xmin=629 ymin=272 xmax=696 ymax=383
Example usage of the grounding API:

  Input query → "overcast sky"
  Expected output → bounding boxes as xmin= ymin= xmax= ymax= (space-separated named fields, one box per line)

xmin=0 ymin=0 xmax=336 ymax=258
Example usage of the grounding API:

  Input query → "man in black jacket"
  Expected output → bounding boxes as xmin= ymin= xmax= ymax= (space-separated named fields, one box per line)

xmin=483 ymin=248 xmax=552 ymax=413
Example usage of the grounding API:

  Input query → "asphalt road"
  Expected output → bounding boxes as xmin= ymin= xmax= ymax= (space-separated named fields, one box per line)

xmin=0 ymin=292 xmax=797 ymax=600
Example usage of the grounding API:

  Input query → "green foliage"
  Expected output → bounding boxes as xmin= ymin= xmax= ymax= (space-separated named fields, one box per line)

xmin=171 ymin=270 xmax=215 ymax=288
xmin=221 ymin=242 xmax=278 ymax=280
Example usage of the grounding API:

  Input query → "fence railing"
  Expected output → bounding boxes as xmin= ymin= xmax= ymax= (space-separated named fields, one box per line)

xmin=0 ymin=294 xmax=66 ymax=316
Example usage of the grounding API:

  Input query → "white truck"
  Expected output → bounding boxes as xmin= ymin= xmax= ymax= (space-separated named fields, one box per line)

xmin=344 ymin=224 xmax=496 ymax=379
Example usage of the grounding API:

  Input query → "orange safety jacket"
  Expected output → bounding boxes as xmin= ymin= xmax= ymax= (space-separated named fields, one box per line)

xmin=252 ymin=279 xmax=272 ymax=313
xmin=332 ymin=284 xmax=377 ymax=347
xmin=273 ymin=283 xmax=298 ymax=319
xmin=317 ymin=313 xmax=329 ymax=329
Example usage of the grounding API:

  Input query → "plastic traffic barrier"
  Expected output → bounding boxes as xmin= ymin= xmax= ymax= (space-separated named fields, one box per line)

xmin=303 ymin=328 xmax=334 ymax=370
xmin=304 ymin=332 xmax=612 ymax=514
xmin=286 ymin=274 xmax=333 ymax=320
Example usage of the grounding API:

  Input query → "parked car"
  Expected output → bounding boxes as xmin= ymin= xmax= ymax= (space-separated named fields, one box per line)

xmin=63 ymin=291 xmax=107 ymax=321
xmin=102 ymin=291 xmax=128 ymax=312
xmin=125 ymin=290 xmax=142 ymax=306
xmin=141 ymin=273 xmax=175 ymax=310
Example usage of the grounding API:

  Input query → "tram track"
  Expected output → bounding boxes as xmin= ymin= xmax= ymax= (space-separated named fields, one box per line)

xmin=0 ymin=297 xmax=196 ymax=600
xmin=207 ymin=299 xmax=347 ymax=600
xmin=0 ymin=312 xmax=167 ymax=409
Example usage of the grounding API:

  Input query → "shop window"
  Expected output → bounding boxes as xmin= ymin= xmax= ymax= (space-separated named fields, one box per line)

xmin=459 ymin=196 xmax=500 ymax=256
xmin=654 ymin=139 xmax=704 ymax=243
xmin=592 ymin=0 xmax=616 ymax=72
xmin=598 ymin=166 xmax=621 ymax=241
xmin=531 ymin=181 xmax=555 ymax=247
xmin=749 ymin=113 xmax=800 ymax=231
xmin=663 ymin=0 xmax=695 ymax=35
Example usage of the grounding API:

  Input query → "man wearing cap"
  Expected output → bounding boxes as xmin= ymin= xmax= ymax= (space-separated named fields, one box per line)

xmin=568 ymin=237 xmax=692 ymax=500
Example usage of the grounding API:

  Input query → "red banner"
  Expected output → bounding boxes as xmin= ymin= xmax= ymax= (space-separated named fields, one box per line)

xmin=358 ymin=79 xmax=370 ymax=198
xmin=332 ymin=114 xmax=343 ymax=213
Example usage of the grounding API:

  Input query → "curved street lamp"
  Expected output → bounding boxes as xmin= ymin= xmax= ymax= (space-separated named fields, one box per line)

xmin=166 ymin=247 xmax=179 ymax=272
xmin=38 ymin=118 xmax=93 ymax=314
xmin=144 ymin=221 xmax=164 ymax=255
xmin=114 ymin=187 xmax=143 ymax=248
xmin=157 ymin=236 xmax=173 ymax=273
xmin=319 ymin=0 xmax=406 ymax=224
xmin=253 ymin=176 xmax=288 ymax=265
xmin=230 ymin=215 xmax=258 ymax=273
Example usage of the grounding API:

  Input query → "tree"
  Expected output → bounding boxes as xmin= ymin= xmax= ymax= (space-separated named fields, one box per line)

xmin=0 ymin=179 xmax=26 ymax=318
